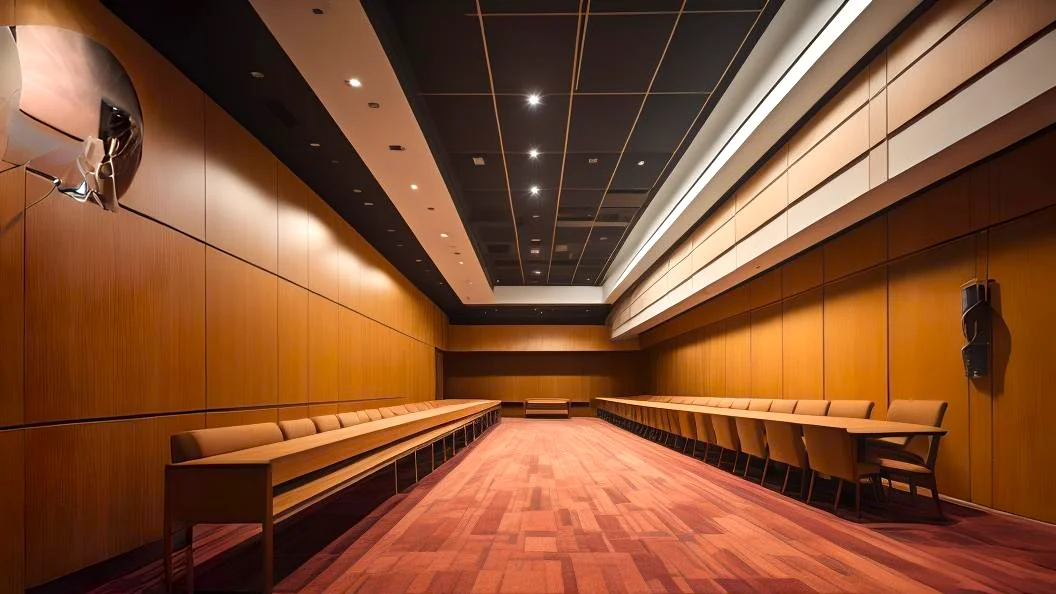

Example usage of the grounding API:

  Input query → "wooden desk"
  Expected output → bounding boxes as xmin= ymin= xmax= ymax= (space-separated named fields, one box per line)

xmin=164 ymin=399 xmax=500 ymax=593
xmin=596 ymin=397 xmax=946 ymax=438
xmin=524 ymin=398 xmax=570 ymax=418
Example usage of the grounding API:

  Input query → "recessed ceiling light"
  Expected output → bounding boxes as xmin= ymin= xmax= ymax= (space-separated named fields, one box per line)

xmin=530 ymin=248 xmax=541 ymax=255
xmin=386 ymin=228 xmax=395 ymax=233
xmin=472 ymin=156 xmax=485 ymax=166
xmin=309 ymin=142 xmax=321 ymax=148
xmin=410 ymin=184 xmax=418 ymax=190
xmin=396 ymin=243 xmax=404 ymax=247
xmin=527 ymin=93 xmax=541 ymax=106
xmin=530 ymin=238 xmax=541 ymax=243
xmin=415 ymin=259 xmax=423 ymax=263
xmin=588 ymin=157 xmax=598 ymax=164
xmin=440 ymin=233 xmax=448 ymax=238
xmin=458 ymin=261 xmax=464 ymax=265
xmin=331 ymin=160 xmax=339 ymax=164
xmin=363 ymin=201 xmax=374 ymax=206
xmin=529 ymin=186 xmax=540 ymax=195
xmin=250 ymin=71 xmax=265 ymax=79
xmin=346 ymin=78 xmax=362 ymax=88
xmin=532 ymin=270 xmax=542 ymax=275
xmin=532 ymin=214 xmax=540 ymax=219
xmin=637 ymin=160 xmax=645 ymax=166
xmin=600 ymin=236 xmax=608 ymax=241
xmin=528 ymin=148 xmax=540 ymax=159
xmin=353 ymin=188 xmax=362 ymax=193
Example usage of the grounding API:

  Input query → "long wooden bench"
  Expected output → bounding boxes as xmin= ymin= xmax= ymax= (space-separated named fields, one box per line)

xmin=163 ymin=399 xmax=501 ymax=593
xmin=524 ymin=398 xmax=570 ymax=418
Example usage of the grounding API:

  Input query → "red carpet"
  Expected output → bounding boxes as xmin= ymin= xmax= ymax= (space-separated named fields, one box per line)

xmin=95 ymin=418 xmax=1056 ymax=593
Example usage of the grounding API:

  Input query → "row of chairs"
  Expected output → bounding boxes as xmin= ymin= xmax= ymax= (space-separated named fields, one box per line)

xmin=596 ymin=396 xmax=947 ymax=518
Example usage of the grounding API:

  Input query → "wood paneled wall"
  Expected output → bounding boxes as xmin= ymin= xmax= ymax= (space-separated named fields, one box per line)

xmin=0 ymin=1 xmax=446 ymax=589
xmin=447 ymin=325 xmax=639 ymax=352
xmin=444 ymin=352 xmax=645 ymax=404
xmin=644 ymin=128 xmax=1056 ymax=523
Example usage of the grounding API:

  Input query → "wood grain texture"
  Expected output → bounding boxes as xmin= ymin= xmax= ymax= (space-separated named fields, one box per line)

xmin=0 ymin=167 xmax=24 ymax=428
xmin=788 ymin=107 xmax=870 ymax=202
xmin=888 ymin=167 xmax=979 ymax=259
xmin=444 ymin=352 xmax=644 ymax=402
xmin=14 ymin=0 xmax=207 ymax=239
xmin=206 ymin=248 xmax=278 ymax=409
xmin=824 ymin=216 xmax=888 ymax=282
xmin=988 ymin=129 xmax=1056 ymax=225
xmin=204 ymin=100 xmax=278 ymax=272
xmin=888 ymin=238 xmax=976 ymax=500
xmin=747 ymin=269 xmax=782 ymax=310
xmin=277 ymin=405 xmax=310 ymax=421
xmin=724 ymin=314 xmax=751 ymax=397
xmin=0 ymin=429 xmax=23 ymax=594
xmin=789 ymin=71 xmax=870 ymax=164
xmin=782 ymin=289 xmax=824 ymax=400
xmin=308 ymin=293 xmax=340 ymax=403
xmin=886 ymin=0 xmax=984 ymax=80
xmin=307 ymin=193 xmax=342 ymax=302
xmin=205 ymin=408 xmax=279 ymax=428
xmin=749 ymin=304 xmax=782 ymax=398
xmin=277 ymin=165 xmax=310 ymax=287
xmin=823 ymin=268 xmax=888 ymax=418
xmin=25 ymin=190 xmax=206 ymax=422
xmin=989 ymin=206 xmax=1056 ymax=523
xmin=447 ymin=325 xmax=639 ymax=352
xmin=24 ymin=414 xmax=205 ymax=586
xmin=278 ymin=279 xmax=310 ymax=405
xmin=781 ymin=247 xmax=824 ymax=298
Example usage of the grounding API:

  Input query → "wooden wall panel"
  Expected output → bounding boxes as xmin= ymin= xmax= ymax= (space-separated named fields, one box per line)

xmin=25 ymin=192 xmax=206 ymax=422
xmin=724 ymin=314 xmax=751 ymax=397
xmin=989 ymin=207 xmax=1056 ymax=523
xmin=444 ymin=352 xmax=644 ymax=402
xmin=750 ymin=305 xmax=782 ymax=398
xmin=0 ymin=167 xmax=23 ymax=428
xmin=824 ymin=216 xmax=888 ymax=282
xmin=823 ymin=269 xmax=888 ymax=417
xmin=0 ymin=429 xmax=23 ymax=594
xmin=988 ymin=129 xmax=1056 ymax=224
xmin=788 ymin=108 xmax=869 ymax=201
xmin=204 ymin=101 xmax=278 ymax=272
xmin=277 ymin=280 xmax=309 ymax=404
xmin=888 ymin=239 xmax=976 ymax=500
xmin=306 ymin=194 xmax=341 ymax=301
xmin=24 ymin=414 xmax=204 ymax=586
xmin=781 ymin=247 xmax=824 ymax=298
xmin=205 ymin=408 xmax=278 ymax=428
xmin=703 ymin=323 xmax=726 ymax=396
xmin=885 ymin=0 xmax=983 ymax=80
xmin=447 ymin=325 xmax=639 ymax=352
xmin=307 ymin=293 xmax=340 ymax=403
xmin=205 ymin=248 xmax=278 ymax=409
xmin=782 ymin=289 xmax=824 ymax=400
xmin=277 ymin=165 xmax=310 ymax=287
xmin=278 ymin=405 xmax=310 ymax=421
xmin=888 ymin=167 xmax=979 ymax=259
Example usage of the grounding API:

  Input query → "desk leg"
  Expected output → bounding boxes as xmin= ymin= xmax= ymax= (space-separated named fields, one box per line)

xmin=262 ymin=517 xmax=274 ymax=594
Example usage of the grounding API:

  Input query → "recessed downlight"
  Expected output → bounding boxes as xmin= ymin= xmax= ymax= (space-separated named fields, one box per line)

xmin=529 ymin=186 xmax=540 ymax=195
xmin=637 ymin=160 xmax=645 ymax=166
xmin=410 ymin=184 xmax=419 ymax=190
xmin=363 ymin=202 xmax=374 ymax=206
xmin=415 ymin=259 xmax=423 ymax=263
xmin=346 ymin=78 xmax=362 ymax=88
xmin=531 ymin=214 xmax=540 ymax=219
xmin=528 ymin=148 xmax=540 ymax=159
xmin=527 ymin=93 xmax=542 ymax=106
xmin=458 ymin=261 xmax=464 ymax=265
xmin=353 ymin=188 xmax=362 ymax=193
xmin=440 ymin=233 xmax=449 ymax=238
xmin=309 ymin=142 xmax=321 ymax=148
xmin=532 ymin=270 xmax=542 ymax=275
xmin=386 ymin=229 xmax=395 ymax=233
xmin=250 ymin=71 xmax=265 ymax=79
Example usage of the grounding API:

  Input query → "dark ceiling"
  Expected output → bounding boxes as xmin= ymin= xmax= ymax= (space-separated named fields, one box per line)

xmin=366 ymin=0 xmax=781 ymax=287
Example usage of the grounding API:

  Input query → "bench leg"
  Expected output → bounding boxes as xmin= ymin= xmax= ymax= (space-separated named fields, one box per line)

xmin=262 ymin=517 xmax=274 ymax=594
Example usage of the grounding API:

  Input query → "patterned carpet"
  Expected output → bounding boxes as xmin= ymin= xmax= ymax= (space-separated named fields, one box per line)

xmin=97 ymin=418 xmax=1056 ymax=593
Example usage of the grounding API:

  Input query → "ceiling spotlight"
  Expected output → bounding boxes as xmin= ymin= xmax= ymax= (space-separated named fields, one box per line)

xmin=249 ymin=71 xmax=265 ymax=79
xmin=415 ymin=259 xmax=423 ymax=263
xmin=637 ymin=160 xmax=645 ymax=166
xmin=600 ymin=236 xmax=608 ymax=241
xmin=530 ymin=248 xmax=541 ymax=255
xmin=458 ymin=261 xmax=464 ymax=265
xmin=363 ymin=201 xmax=374 ymax=206
xmin=309 ymin=142 xmax=321 ymax=148
xmin=529 ymin=186 xmax=540 ymax=195
xmin=346 ymin=78 xmax=362 ymax=88
xmin=410 ymin=184 xmax=418 ymax=190
xmin=533 ymin=270 xmax=542 ymax=275
xmin=386 ymin=228 xmax=395 ymax=233
xmin=467 ymin=281 xmax=474 ymax=285
xmin=588 ymin=157 xmax=598 ymax=164
xmin=532 ymin=214 xmax=540 ymax=219
xmin=527 ymin=93 xmax=542 ymax=106
xmin=440 ymin=233 xmax=449 ymax=238
xmin=530 ymin=238 xmax=541 ymax=243
xmin=528 ymin=148 xmax=540 ymax=159
xmin=353 ymin=188 xmax=362 ymax=193
xmin=331 ymin=159 xmax=339 ymax=164
xmin=472 ymin=156 xmax=485 ymax=166
xmin=396 ymin=243 xmax=404 ymax=247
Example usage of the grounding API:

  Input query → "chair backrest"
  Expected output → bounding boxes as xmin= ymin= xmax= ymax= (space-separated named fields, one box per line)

xmin=404 ymin=403 xmax=424 ymax=412
xmin=827 ymin=400 xmax=875 ymax=419
xmin=390 ymin=405 xmax=410 ymax=415
xmin=311 ymin=415 xmax=341 ymax=432
xmin=747 ymin=399 xmax=773 ymax=412
xmin=692 ymin=412 xmax=716 ymax=443
xmin=364 ymin=409 xmax=383 ymax=421
xmin=378 ymin=407 xmax=396 ymax=418
xmin=278 ymin=418 xmax=317 ymax=440
xmin=793 ymin=400 xmax=830 ymax=416
xmin=336 ymin=412 xmax=362 ymax=428
xmin=735 ymin=417 xmax=767 ymax=457
xmin=887 ymin=400 xmax=949 ymax=460
xmin=768 ymin=400 xmax=797 ymax=414
xmin=170 ymin=423 xmax=283 ymax=463
xmin=711 ymin=414 xmax=741 ymax=451
xmin=730 ymin=398 xmax=751 ymax=410
xmin=702 ymin=397 xmax=719 ymax=406
xmin=714 ymin=399 xmax=733 ymax=409
xmin=764 ymin=420 xmax=808 ymax=469
xmin=802 ymin=425 xmax=859 ymax=483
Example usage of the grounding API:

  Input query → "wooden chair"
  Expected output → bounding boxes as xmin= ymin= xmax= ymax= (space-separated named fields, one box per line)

xmin=826 ymin=400 xmax=875 ymax=419
xmin=868 ymin=400 xmax=949 ymax=518
xmin=793 ymin=400 xmax=830 ymax=416
xmin=802 ymin=425 xmax=880 ymax=517
xmin=735 ymin=399 xmax=772 ymax=482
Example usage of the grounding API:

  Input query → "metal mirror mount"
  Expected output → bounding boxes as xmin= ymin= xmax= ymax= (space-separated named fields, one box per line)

xmin=1 ymin=24 xmax=143 ymax=211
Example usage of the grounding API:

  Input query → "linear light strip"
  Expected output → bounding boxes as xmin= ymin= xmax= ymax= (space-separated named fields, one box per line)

xmin=607 ymin=0 xmax=872 ymax=294
xmin=594 ymin=1 xmax=770 ymax=283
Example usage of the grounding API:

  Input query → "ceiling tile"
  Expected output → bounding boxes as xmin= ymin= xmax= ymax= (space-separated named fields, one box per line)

xmin=424 ymin=95 xmax=501 ymax=153
xmin=611 ymin=152 xmax=669 ymax=190
xmin=479 ymin=0 xmax=581 ymax=14
xmin=590 ymin=0 xmax=683 ymax=12
xmin=567 ymin=95 xmax=640 ymax=153
xmin=484 ymin=15 xmax=579 ymax=94
xmin=626 ymin=93 xmax=706 ymax=153
xmin=577 ymin=14 xmax=678 ymax=92
xmin=652 ymin=11 xmax=759 ymax=93
xmin=684 ymin=0 xmax=766 ymax=10
xmin=496 ymin=94 xmax=569 ymax=155
xmin=562 ymin=153 xmax=619 ymax=189
xmin=450 ymin=152 xmax=507 ymax=190
xmin=389 ymin=2 xmax=490 ymax=93
xmin=558 ymin=188 xmax=605 ymax=209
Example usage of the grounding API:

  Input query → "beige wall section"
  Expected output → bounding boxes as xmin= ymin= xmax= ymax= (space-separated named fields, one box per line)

xmin=447 ymin=325 xmax=639 ymax=352
xmin=644 ymin=128 xmax=1056 ymax=522
xmin=3 ymin=0 xmax=449 ymax=587
xmin=611 ymin=0 xmax=1056 ymax=334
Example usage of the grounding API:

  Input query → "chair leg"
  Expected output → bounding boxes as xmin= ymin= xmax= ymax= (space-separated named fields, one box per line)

xmin=930 ymin=477 xmax=945 ymax=520
xmin=806 ymin=472 xmax=816 ymax=505
xmin=731 ymin=453 xmax=740 ymax=475
xmin=910 ymin=479 xmax=918 ymax=505
xmin=855 ymin=481 xmax=862 ymax=518
xmin=833 ymin=479 xmax=844 ymax=514
xmin=781 ymin=465 xmax=791 ymax=495
xmin=690 ymin=440 xmax=697 ymax=458
xmin=743 ymin=454 xmax=752 ymax=478
xmin=760 ymin=458 xmax=770 ymax=486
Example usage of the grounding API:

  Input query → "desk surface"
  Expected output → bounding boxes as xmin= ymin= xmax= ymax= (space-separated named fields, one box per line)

xmin=177 ymin=400 xmax=498 ymax=467
xmin=598 ymin=397 xmax=946 ymax=437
